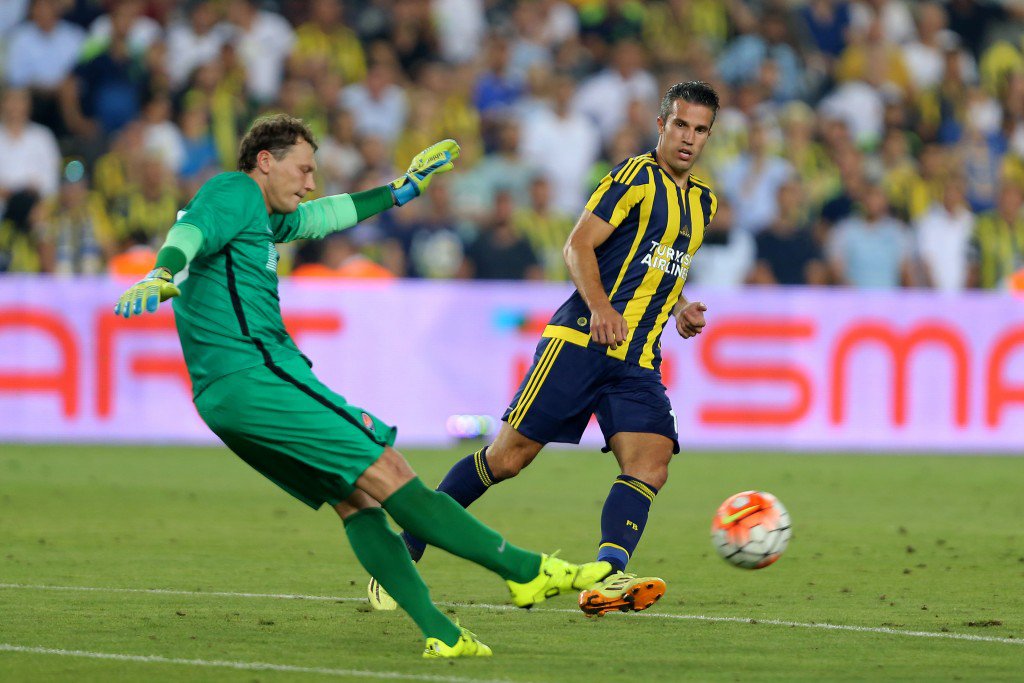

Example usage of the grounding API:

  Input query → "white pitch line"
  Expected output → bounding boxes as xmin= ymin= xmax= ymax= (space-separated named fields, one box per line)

xmin=0 ymin=644 xmax=512 ymax=682
xmin=1 ymin=582 xmax=1020 ymax=647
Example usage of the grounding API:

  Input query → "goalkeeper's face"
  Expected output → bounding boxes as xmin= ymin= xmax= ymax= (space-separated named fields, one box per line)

xmin=266 ymin=140 xmax=317 ymax=213
xmin=656 ymin=99 xmax=714 ymax=180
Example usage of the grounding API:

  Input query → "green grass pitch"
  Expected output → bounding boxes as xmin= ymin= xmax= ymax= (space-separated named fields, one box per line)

xmin=2 ymin=444 xmax=1022 ymax=681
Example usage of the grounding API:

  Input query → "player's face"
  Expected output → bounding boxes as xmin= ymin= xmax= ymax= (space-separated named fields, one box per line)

xmin=267 ymin=140 xmax=317 ymax=214
xmin=656 ymin=99 xmax=714 ymax=179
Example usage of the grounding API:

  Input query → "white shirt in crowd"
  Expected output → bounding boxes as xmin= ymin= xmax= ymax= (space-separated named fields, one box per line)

xmin=232 ymin=10 xmax=295 ymax=103
xmin=4 ymin=18 xmax=85 ymax=88
xmin=915 ymin=204 xmax=974 ymax=291
xmin=0 ymin=122 xmax=61 ymax=199
xmin=520 ymin=107 xmax=601 ymax=215
xmin=573 ymin=67 xmax=658 ymax=143
xmin=165 ymin=18 xmax=231 ymax=87
xmin=431 ymin=0 xmax=486 ymax=64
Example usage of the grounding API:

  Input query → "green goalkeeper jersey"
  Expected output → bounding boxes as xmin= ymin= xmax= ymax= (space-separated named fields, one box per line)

xmin=171 ymin=172 xmax=312 ymax=397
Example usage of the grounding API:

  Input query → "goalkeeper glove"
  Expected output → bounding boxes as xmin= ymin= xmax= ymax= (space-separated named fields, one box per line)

xmin=389 ymin=138 xmax=460 ymax=207
xmin=114 ymin=267 xmax=180 ymax=318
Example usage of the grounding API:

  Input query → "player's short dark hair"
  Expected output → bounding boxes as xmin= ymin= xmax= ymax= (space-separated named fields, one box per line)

xmin=659 ymin=81 xmax=720 ymax=126
xmin=237 ymin=114 xmax=318 ymax=172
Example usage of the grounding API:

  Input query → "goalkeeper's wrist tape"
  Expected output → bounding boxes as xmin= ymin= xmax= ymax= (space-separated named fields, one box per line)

xmin=389 ymin=175 xmax=417 ymax=207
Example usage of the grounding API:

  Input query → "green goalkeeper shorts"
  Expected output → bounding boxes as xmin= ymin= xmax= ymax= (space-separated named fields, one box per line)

xmin=194 ymin=355 xmax=397 ymax=509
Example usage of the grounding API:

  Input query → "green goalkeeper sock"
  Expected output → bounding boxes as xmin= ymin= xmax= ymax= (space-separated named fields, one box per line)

xmin=343 ymin=507 xmax=461 ymax=646
xmin=382 ymin=478 xmax=541 ymax=583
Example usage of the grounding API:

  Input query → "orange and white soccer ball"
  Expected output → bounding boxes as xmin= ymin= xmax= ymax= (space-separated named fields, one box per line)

xmin=711 ymin=491 xmax=791 ymax=569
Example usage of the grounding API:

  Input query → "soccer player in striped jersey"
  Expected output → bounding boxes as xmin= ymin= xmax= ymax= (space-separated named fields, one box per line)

xmin=372 ymin=81 xmax=720 ymax=616
xmin=113 ymin=115 xmax=612 ymax=658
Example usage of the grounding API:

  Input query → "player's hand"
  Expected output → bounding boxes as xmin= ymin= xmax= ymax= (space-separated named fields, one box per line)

xmin=590 ymin=305 xmax=628 ymax=349
xmin=676 ymin=301 xmax=707 ymax=339
xmin=389 ymin=139 xmax=460 ymax=206
xmin=114 ymin=267 xmax=180 ymax=318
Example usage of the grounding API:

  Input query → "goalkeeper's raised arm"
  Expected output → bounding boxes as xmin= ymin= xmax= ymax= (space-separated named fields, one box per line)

xmin=114 ymin=124 xmax=459 ymax=318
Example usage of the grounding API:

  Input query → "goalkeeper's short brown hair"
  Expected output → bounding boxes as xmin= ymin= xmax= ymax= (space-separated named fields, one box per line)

xmin=237 ymin=114 xmax=318 ymax=172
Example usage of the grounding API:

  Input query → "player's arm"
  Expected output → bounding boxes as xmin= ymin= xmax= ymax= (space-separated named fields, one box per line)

xmin=274 ymin=139 xmax=460 ymax=242
xmin=564 ymin=210 xmax=628 ymax=349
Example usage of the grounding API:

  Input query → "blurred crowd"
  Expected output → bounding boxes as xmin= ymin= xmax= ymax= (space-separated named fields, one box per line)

xmin=1 ymin=0 xmax=1024 ymax=291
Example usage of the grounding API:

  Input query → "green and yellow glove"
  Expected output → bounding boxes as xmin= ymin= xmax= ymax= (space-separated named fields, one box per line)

xmin=389 ymin=139 xmax=460 ymax=206
xmin=114 ymin=267 xmax=180 ymax=318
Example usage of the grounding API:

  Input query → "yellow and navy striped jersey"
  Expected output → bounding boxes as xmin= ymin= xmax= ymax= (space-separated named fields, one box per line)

xmin=543 ymin=151 xmax=717 ymax=372
xmin=970 ymin=210 xmax=1024 ymax=289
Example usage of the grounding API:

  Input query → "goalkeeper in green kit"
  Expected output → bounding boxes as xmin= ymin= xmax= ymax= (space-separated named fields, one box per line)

xmin=114 ymin=114 xmax=612 ymax=658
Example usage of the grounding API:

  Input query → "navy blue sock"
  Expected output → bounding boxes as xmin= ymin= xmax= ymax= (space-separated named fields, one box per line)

xmin=401 ymin=447 xmax=500 ymax=561
xmin=597 ymin=475 xmax=658 ymax=572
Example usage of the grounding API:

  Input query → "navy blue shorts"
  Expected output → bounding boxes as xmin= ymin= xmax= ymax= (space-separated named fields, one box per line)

xmin=502 ymin=337 xmax=679 ymax=453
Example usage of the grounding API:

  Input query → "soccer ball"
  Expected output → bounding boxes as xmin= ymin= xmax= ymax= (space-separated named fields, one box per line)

xmin=711 ymin=491 xmax=791 ymax=569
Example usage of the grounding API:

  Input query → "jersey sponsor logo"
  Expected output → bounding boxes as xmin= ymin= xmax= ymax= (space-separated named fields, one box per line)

xmin=361 ymin=412 xmax=375 ymax=431
xmin=641 ymin=241 xmax=691 ymax=280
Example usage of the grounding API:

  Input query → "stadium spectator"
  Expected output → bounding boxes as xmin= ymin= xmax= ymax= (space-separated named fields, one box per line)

xmin=750 ymin=179 xmax=829 ymax=286
xmin=519 ymin=73 xmax=601 ymax=215
xmin=225 ymin=0 xmax=295 ymax=104
xmin=340 ymin=61 xmax=407 ymax=144
xmin=573 ymin=40 xmax=657 ymax=143
xmin=969 ymin=182 xmax=1024 ymax=289
xmin=317 ymin=108 xmax=364 ymax=197
xmin=778 ymin=101 xmax=835 ymax=211
xmin=431 ymin=0 xmax=486 ymax=65
xmin=578 ymin=0 xmax=645 ymax=62
xmin=827 ymin=183 xmax=912 ymax=288
xmin=290 ymin=0 xmax=367 ymax=87
xmin=717 ymin=11 xmax=804 ymax=102
xmin=5 ymin=0 xmax=86 ymax=135
xmin=165 ymin=0 xmax=232 ymax=89
xmin=140 ymin=93 xmax=185 ymax=176
xmin=717 ymin=117 xmax=793 ymax=234
xmin=914 ymin=175 xmax=975 ymax=291
xmin=797 ymin=0 xmax=853 ymax=60
xmin=4 ymin=0 xmax=85 ymax=92
xmin=40 ymin=169 xmax=112 ymax=274
xmin=465 ymin=190 xmax=542 ymax=280
xmin=85 ymin=0 xmax=162 ymax=58
xmin=473 ymin=32 xmax=525 ymax=130
xmin=59 ymin=5 xmax=152 ymax=144
xmin=176 ymin=107 xmax=221 ymax=202
xmin=107 ymin=152 xmax=180 ymax=246
xmin=291 ymin=231 xmax=395 ymax=279
xmin=0 ymin=87 xmax=61 ymax=213
xmin=513 ymin=175 xmax=573 ymax=280
xmin=0 ymin=188 xmax=43 ymax=272
xmin=535 ymin=0 xmax=580 ymax=49
xmin=849 ymin=0 xmax=916 ymax=47
xmin=385 ymin=181 xmax=471 ymax=279
xmin=684 ymin=197 xmax=755 ymax=289
xmin=453 ymin=117 xmax=535 ymax=220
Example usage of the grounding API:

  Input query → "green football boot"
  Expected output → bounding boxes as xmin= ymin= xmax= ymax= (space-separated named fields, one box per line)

xmin=423 ymin=626 xmax=492 ymax=659
xmin=506 ymin=552 xmax=613 ymax=608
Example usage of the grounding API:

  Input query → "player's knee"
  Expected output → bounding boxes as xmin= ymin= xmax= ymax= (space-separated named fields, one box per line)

xmin=486 ymin=445 xmax=534 ymax=479
xmin=622 ymin=461 xmax=670 ymax=490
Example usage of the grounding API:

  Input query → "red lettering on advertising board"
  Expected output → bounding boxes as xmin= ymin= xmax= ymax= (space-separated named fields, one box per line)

xmin=831 ymin=321 xmax=969 ymax=426
xmin=96 ymin=313 xmax=182 ymax=417
xmin=698 ymin=318 xmax=815 ymax=426
xmin=0 ymin=308 xmax=79 ymax=416
xmin=986 ymin=326 xmax=1024 ymax=427
xmin=97 ymin=310 xmax=344 ymax=418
